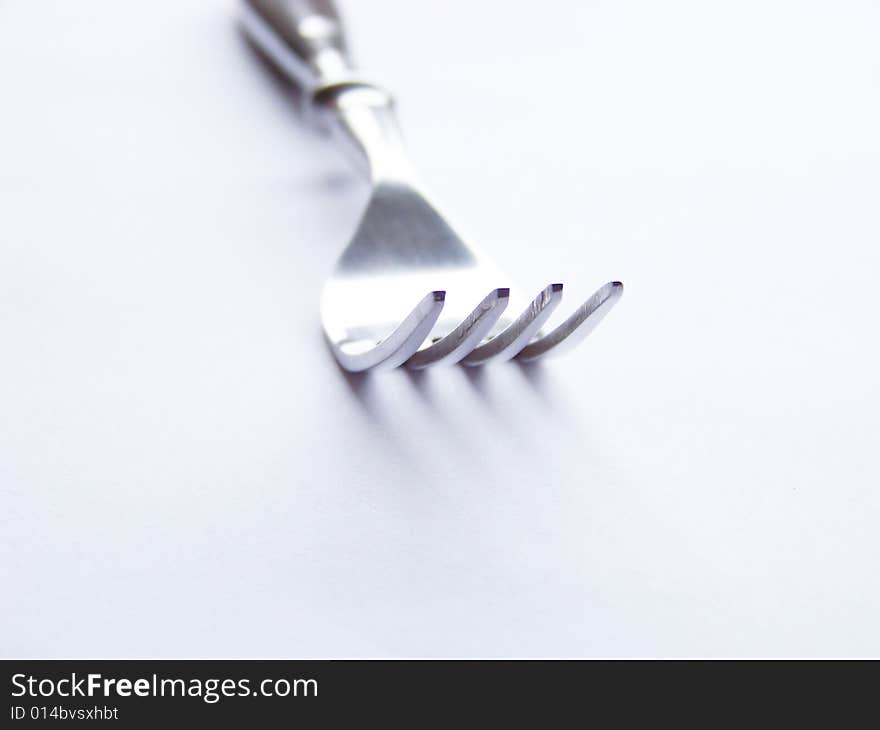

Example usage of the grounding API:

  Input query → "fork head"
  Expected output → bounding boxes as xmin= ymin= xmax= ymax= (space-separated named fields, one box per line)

xmin=321 ymin=181 xmax=622 ymax=372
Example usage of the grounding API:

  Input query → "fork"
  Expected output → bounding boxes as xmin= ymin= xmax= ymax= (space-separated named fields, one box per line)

xmin=241 ymin=0 xmax=623 ymax=372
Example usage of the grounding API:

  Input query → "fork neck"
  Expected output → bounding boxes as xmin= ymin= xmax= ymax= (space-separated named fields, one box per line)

xmin=315 ymin=82 xmax=419 ymax=186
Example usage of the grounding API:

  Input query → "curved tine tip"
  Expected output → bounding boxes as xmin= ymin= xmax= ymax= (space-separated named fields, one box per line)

xmin=462 ymin=283 xmax=564 ymax=366
xmin=406 ymin=287 xmax=511 ymax=369
xmin=517 ymin=280 xmax=623 ymax=363
xmin=334 ymin=290 xmax=446 ymax=372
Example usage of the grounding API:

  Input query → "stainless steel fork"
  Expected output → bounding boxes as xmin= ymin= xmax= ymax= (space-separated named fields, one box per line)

xmin=241 ymin=0 xmax=623 ymax=372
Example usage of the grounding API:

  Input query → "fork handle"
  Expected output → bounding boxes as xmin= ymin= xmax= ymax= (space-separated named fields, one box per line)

xmin=240 ymin=0 xmax=355 ymax=92
xmin=241 ymin=0 xmax=414 ymax=182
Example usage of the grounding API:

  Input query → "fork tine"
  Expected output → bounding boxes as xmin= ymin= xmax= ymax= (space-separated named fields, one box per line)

xmin=334 ymin=291 xmax=446 ymax=372
xmin=517 ymin=281 xmax=623 ymax=363
xmin=461 ymin=283 xmax=563 ymax=366
xmin=405 ymin=288 xmax=510 ymax=369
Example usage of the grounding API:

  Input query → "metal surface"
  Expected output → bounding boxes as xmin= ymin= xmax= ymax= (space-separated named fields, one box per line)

xmin=240 ymin=0 xmax=623 ymax=371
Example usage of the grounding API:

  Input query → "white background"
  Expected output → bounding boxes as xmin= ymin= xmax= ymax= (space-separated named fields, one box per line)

xmin=1 ymin=0 xmax=878 ymax=657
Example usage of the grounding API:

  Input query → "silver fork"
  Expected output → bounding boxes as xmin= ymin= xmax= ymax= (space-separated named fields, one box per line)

xmin=241 ymin=0 xmax=623 ymax=372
